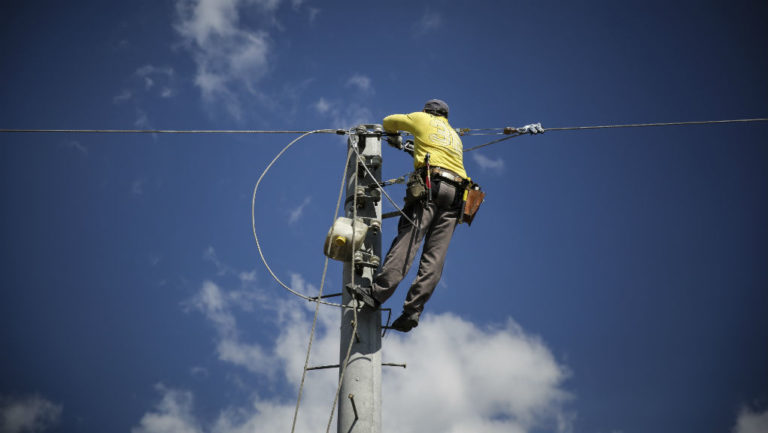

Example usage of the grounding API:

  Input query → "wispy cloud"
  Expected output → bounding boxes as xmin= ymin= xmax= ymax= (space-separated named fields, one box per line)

xmin=134 ymin=109 xmax=151 ymax=129
xmin=413 ymin=10 xmax=442 ymax=35
xmin=131 ymin=178 xmax=145 ymax=195
xmin=204 ymin=246 xmax=259 ymax=282
xmin=0 ymin=395 xmax=62 ymax=433
xmin=113 ymin=89 xmax=133 ymax=104
xmin=314 ymin=97 xmax=330 ymax=114
xmin=62 ymin=140 xmax=89 ymax=156
xmin=186 ymin=280 xmax=274 ymax=374
xmin=288 ymin=196 xmax=311 ymax=224
xmin=471 ymin=153 xmax=505 ymax=172
xmin=132 ymin=385 xmax=202 ymax=433
xmin=314 ymin=98 xmax=373 ymax=129
xmin=733 ymin=406 xmax=768 ymax=433
xmin=346 ymin=73 xmax=373 ymax=94
xmin=187 ymin=249 xmax=272 ymax=373
xmin=174 ymin=0 xmax=275 ymax=119
xmin=136 ymin=65 xmax=176 ymax=97
xmin=307 ymin=7 xmax=320 ymax=23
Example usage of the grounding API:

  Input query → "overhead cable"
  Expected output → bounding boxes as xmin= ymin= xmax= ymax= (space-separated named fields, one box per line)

xmin=544 ymin=117 xmax=768 ymax=132
xmin=0 ymin=128 xmax=345 ymax=134
xmin=464 ymin=117 xmax=768 ymax=152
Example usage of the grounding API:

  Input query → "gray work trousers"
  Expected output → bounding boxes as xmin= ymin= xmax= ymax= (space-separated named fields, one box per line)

xmin=371 ymin=180 xmax=461 ymax=316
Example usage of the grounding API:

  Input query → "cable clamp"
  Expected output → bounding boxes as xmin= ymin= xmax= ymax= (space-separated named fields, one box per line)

xmin=517 ymin=123 xmax=545 ymax=134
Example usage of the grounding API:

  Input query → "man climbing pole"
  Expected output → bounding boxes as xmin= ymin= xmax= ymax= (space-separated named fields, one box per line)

xmin=348 ymin=99 xmax=479 ymax=332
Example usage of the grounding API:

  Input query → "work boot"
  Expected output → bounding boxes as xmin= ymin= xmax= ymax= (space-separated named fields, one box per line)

xmin=345 ymin=283 xmax=379 ymax=309
xmin=390 ymin=310 xmax=420 ymax=333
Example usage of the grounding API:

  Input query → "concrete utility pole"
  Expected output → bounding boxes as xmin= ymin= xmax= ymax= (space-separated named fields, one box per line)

xmin=339 ymin=125 xmax=383 ymax=433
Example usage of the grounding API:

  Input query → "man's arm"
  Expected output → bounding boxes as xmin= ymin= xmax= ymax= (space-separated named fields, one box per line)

xmin=383 ymin=113 xmax=417 ymax=134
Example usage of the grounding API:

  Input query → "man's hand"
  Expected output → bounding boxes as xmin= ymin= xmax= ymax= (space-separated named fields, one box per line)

xmin=386 ymin=135 xmax=403 ymax=149
xmin=403 ymin=140 xmax=414 ymax=156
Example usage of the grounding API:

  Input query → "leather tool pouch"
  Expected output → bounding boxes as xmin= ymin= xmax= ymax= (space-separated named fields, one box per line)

xmin=405 ymin=171 xmax=427 ymax=204
xmin=462 ymin=187 xmax=485 ymax=226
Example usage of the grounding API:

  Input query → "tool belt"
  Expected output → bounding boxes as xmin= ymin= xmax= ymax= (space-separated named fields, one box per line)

xmin=404 ymin=166 xmax=485 ymax=226
xmin=428 ymin=167 xmax=466 ymax=187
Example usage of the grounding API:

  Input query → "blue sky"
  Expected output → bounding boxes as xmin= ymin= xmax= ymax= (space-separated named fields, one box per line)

xmin=1 ymin=1 xmax=767 ymax=432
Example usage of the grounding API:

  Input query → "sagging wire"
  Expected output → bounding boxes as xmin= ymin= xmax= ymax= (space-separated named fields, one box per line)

xmin=251 ymin=129 xmax=346 ymax=308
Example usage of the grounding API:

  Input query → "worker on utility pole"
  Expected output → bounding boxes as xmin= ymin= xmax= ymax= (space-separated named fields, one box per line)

xmin=348 ymin=99 xmax=480 ymax=332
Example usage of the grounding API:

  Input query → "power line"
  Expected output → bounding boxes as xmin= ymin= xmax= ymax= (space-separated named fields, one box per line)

xmin=0 ymin=128 xmax=346 ymax=134
xmin=463 ymin=117 xmax=768 ymax=152
xmin=545 ymin=117 xmax=768 ymax=132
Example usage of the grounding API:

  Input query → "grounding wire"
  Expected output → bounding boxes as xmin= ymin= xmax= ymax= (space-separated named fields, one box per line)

xmin=350 ymin=142 xmax=417 ymax=227
xmin=251 ymin=129 xmax=345 ymax=308
xmin=290 ymin=146 xmax=355 ymax=433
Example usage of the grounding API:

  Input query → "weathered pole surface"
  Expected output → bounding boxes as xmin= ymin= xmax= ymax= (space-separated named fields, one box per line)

xmin=339 ymin=125 xmax=383 ymax=433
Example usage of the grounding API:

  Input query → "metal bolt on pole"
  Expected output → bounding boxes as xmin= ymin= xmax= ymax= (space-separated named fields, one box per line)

xmin=339 ymin=125 xmax=383 ymax=433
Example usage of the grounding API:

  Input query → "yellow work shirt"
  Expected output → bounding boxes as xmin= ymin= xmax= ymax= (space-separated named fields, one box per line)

xmin=383 ymin=111 xmax=468 ymax=180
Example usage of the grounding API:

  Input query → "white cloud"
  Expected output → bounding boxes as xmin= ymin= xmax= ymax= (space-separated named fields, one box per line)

xmin=734 ymin=406 xmax=768 ymax=433
xmin=307 ymin=7 xmax=320 ymax=23
xmin=238 ymin=270 xmax=257 ymax=283
xmin=142 ymin=258 xmax=572 ymax=433
xmin=148 ymin=246 xmax=572 ymax=433
xmin=288 ymin=196 xmax=311 ymax=224
xmin=314 ymin=97 xmax=330 ymax=114
xmin=314 ymin=98 xmax=373 ymax=129
xmin=132 ymin=385 xmax=203 ymax=433
xmin=134 ymin=109 xmax=151 ymax=129
xmin=203 ymin=246 xmax=232 ymax=276
xmin=185 ymin=274 xmax=273 ymax=374
xmin=174 ymin=0 xmax=275 ymax=119
xmin=149 ymin=253 xmax=162 ymax=266
xmin=383 ymin=314 xmax=571 ymax=433
xmin=346 ymin=73 xmax=373 ymax=94
xmin=132 ymin=178 xmax=146 ymax=195
xmin=0 ymin=395 xmax=62 ymax=433
xmin=136 ymin=309 xmax=572 ymax=433
xmin=190 ymin=366 xmax=209 ymax=378
xmin=472 ymin=153 xmax=505 ymax=172
xmin=414 ymin=10 xmax=442 ymax=35
xmin=113 ymin=89 xmax=133 ymax=104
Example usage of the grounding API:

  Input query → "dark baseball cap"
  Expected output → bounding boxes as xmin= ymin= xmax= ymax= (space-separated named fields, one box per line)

xmin=423 ymin=99 xmax=449 ymax=118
